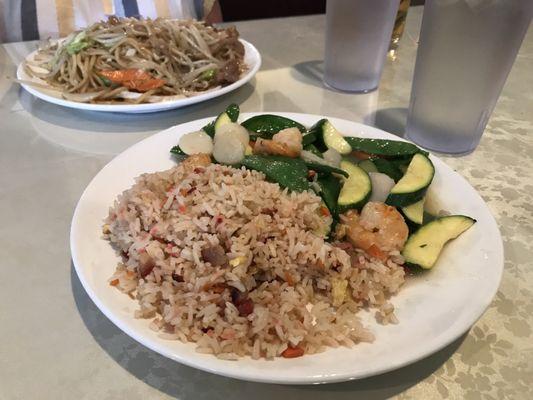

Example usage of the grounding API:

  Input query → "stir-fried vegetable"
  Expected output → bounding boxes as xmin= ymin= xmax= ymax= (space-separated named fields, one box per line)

xmin=199 ymin=68 xmax=217 ymax=81
xmin=316 ymin=173 xmax=341 ymax=217
xmin=242 ymin=115 xmax=306 ymax=138
xmin=344 ymin=137 xmax=429 ymax=157
xmin=66 ymin=31 xmax=91 ymax=55
xmin=240 ymin=155 xmax=309 ymax=192
xmin=371 ymin=158 xmax=404 ymax=182
xmin=202 ymin=103 xmax=240 ymax=137
xmin=99 ymin=69 xmax=165 ymax=92
xmin=168 ymin=106 xmax=475 ymax=269
xmin=303 ymin=162 xmax=348 ymax=178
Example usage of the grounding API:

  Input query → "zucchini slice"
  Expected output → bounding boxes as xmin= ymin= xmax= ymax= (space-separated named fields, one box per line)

xmin=310 ymin=119 xmax=352 ymax=155
xmin=402 ymin=198 xmax=425 ymax=225
xmin=338 ymin=160 xmax=372 ymax=212
xmin=358 ymin=159 xmax=378 ymax=173
xmin=402 ymin=215 xmax=476 ymax=269
xmin=386 ymin=153 xmax=434 ymax=207
xmin=202 ymin=104 xmax=240 ymax=137
xmin=214 ymin=112 xmax=232 ymax=131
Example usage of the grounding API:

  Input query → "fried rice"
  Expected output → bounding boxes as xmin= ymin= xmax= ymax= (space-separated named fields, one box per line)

xmin=103 ymin=161 xmax=405 ymax=359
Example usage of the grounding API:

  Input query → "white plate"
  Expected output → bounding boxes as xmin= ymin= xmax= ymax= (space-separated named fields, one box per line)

xmin=17 ymin=40 xmax=260 ymax=114
xmin=70 ymin=113 xmax=503 ymax=384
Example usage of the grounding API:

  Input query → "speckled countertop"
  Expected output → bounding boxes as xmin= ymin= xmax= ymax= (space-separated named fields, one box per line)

xmin=1 ymin=7 xmax=531 ymax=400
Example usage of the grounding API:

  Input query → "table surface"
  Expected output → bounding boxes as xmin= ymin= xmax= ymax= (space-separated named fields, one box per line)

xmin=1 ymin=7 xmax=532 ymax=400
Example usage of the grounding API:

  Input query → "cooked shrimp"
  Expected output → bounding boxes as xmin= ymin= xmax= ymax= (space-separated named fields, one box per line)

xmin=340 ymin=202 xmax=408 ymax=260
xmin=253 ymin=127 xmax=302 ymax=158
xmin=180 ymin=153 xmax=212 ymax=174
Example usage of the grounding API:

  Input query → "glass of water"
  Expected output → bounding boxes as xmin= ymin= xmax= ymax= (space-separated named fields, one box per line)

xmin=324 ymin=0 xmax=400 ymax=93
xmin=406 ymin=0 xmax=533 ymax=154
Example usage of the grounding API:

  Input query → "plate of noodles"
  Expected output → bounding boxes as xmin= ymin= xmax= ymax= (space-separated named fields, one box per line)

xmin=70 ymin=109 xmax=503 ymax=384
xmin=16 ymin=18 xmax=260 ymax=113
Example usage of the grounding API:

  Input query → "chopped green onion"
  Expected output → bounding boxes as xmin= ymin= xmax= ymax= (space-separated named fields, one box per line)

xmin=66 ymin=31 xmax=90 ymax=55
xmin=199 ymin=68 xmax=216 ymax=81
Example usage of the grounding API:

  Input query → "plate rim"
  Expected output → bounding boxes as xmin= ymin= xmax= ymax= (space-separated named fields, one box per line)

xmin=70 ymin=112 xmax=504 ymax=384
xmin=17 ymin=39 xmax=261 ymax=113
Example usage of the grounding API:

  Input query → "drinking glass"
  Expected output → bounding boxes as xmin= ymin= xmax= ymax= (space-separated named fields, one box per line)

xmin=406 ymin=0 xmax=533 ymax=154
xmin=324 ymin=0 xmax=401 ymax=93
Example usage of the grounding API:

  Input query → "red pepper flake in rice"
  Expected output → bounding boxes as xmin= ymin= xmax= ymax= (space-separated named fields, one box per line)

xmin=284 ymin=271 xmax=295 ymax=286
xmin=154 ymin=237 xmax=171 ymax=245
xmin=281 ymin=345 xmax=304 ymax=358
xmin=179 ymin=187 xmax=197 ymax=197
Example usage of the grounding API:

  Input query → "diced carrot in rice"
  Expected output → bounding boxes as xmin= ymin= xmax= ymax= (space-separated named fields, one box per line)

xmin=281 ymin=346 xmax=304 ymax=358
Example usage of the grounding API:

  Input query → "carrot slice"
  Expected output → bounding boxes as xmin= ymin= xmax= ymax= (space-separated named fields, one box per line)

xmin=99 ymin=69 xmax=152 ymax=83
xmin=99 ymin=69 xmax=165 ymax=92
xmin=123 ymin=78 xmax=165 ymax=92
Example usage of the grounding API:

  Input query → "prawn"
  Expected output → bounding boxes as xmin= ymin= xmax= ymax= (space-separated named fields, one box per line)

xmin=253 ymin=127 xmax=303 ymax=158
xmin=340 ymin=202 xmax=408 ymax=261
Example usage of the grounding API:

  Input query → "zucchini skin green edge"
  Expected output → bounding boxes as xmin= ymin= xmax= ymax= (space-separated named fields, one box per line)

xmin=202 ymin=103 xmax=240 ymax=137
xmin=337 ymin=192 xmax=371 ymax=214
xmin=386 ymin=154 xmax=435 ymax=207
xmin=386 ymin=187 xmax=429 ymax=208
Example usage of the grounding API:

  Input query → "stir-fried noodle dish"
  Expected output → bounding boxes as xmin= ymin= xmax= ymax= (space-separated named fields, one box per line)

xmin=23 ymin=17 xmax=247 ymax=104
